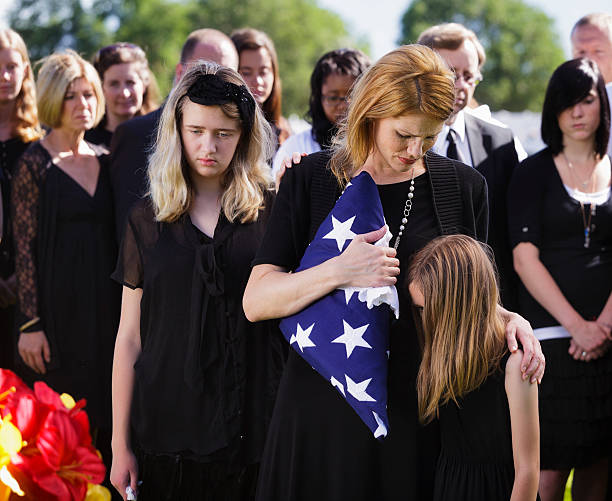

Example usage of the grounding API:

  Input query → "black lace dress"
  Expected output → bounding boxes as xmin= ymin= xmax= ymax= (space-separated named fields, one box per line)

xmin=0 ymin=137 xmax=29 ymax=369
xmin=11 ymin=141 xmax=120 ymax=430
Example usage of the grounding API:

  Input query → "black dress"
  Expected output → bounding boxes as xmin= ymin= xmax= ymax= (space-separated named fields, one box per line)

xmin=508 ymin=149 xmax=612 ymax=469
xmin=433 ymin=355 xmax=523 ymax=500
xmin=253 ymin=151 xmax=488 ymax=501
xmin=0 ymin=137 xmax=29 ymax=369
xmin=84 ymin=118 xmax=113 ymax=150
xmin=11 ymin=141 xmax=120 ymax=427
xmin=111 ymin=195 xmax=285 ymax=500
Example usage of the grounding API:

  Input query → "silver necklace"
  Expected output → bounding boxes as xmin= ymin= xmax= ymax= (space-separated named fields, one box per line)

xmin=393 ymin=167 xmax=416 ymax=250
xmin=563 ymin=151 xmax=595 ymax=189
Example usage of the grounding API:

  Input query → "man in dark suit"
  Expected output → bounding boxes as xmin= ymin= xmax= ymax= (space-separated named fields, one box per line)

xmin=418 ymin=23 xmax=526 ymax=309
xmin=110 ymin=28 xmax=239 ymax=239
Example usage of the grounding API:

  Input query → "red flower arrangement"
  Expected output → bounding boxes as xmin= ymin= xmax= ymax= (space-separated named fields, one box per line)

xmin=0 ymin=369 xmax=109 ymax=501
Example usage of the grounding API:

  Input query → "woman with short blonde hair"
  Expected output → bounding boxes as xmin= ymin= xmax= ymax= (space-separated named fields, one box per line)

xmin=36 ymin=50 xmax=105 ymax=129
xmin=111 ymin=61 xmax=281 ymax=500
xmin=12 ymin=48 xmax=119 ymax=487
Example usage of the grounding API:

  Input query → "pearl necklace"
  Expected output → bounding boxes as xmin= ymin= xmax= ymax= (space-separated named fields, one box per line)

xmin=393 ymin=167 xmax=416 ymax=250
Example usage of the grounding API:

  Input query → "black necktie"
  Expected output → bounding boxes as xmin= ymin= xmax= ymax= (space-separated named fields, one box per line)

xmin=446 ymin=130 xmax=458 ymax=160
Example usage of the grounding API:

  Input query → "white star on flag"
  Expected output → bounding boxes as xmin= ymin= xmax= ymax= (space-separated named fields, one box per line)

xmin=332 ymin=320 xmax=371 ymax=358
xmin=323 ymin=215 xmax=356 ymax=251
xmin=373 ymin=411 xmax=387 ymax=438
xmin=339 ymin=286 xmax=359 ymax=304
xmin=345 ymin=375 xmax=376 ymax=402
xmin=289 ymin=322 xmax=316 ymax=352
xmin=331 ymin=376 xmax=345 ymax=396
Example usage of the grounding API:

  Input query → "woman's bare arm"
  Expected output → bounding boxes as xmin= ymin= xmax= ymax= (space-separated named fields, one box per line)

xmin=243 ymin=226 xmax=399 ymax=322
xmin=110 ymin=287 xmax=142 ymax=500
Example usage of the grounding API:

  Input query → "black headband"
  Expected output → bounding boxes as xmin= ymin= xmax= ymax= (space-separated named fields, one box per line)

xmin=185 ymin=73 xmax=256 ymax=137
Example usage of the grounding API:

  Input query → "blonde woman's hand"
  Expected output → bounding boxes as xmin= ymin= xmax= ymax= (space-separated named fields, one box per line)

xmin=18 ymin=330 xmax=51 ymax=374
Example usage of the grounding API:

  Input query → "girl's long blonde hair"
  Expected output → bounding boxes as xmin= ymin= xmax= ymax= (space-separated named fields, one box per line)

xmin=148 ymin=61 xmax=273 ymax=223
xmin=329 ymin=44 xmax=455 ymax=186
xmin=408 ymin=235 xmax=507 ymax=424
xmin=0 ymin=29 xmax=41 ymax=142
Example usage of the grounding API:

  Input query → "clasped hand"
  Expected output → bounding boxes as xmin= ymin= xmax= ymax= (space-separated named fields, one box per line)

xmin=334 ymin=226 xmax=400 ymax=288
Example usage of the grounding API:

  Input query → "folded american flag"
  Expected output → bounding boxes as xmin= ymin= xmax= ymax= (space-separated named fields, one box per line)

xmin=279 ymin=171 xmax=399 ymax=439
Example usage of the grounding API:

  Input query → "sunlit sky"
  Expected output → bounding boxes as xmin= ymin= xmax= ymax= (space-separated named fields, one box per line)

xmin=1 ymin=0 xmax=610 ymax=60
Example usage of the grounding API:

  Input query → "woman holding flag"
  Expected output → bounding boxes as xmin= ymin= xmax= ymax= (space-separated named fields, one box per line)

xmin=243 ymin=44 xmax=545 ymax=500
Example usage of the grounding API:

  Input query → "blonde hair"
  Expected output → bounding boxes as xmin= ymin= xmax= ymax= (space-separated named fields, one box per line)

xmin=148 ymin=60 xmax=273 ymax=223
xmin=408 ymin=235 xmax=507 ymax=424
xmin=329 ymin=44 xmax=455 ymax=186
xmin=0 ymin=29 xmax=41 ymax=142
xmin=36 ymin=49 xmax=105 ymax=129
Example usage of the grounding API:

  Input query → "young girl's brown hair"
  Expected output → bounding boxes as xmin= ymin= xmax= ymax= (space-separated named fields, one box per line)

xmin=408 ymin=235 xmax=507 ymax=423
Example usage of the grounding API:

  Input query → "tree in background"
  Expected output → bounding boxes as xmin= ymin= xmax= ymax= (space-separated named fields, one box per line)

xmin=399 ymin=0 xmax=565 ymax=112
xmin=7 ymin=0 xmax=365 ymax=115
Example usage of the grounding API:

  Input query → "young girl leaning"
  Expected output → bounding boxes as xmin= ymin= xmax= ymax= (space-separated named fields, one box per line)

xmin=408 ymin=235 xmax=540 ymax=501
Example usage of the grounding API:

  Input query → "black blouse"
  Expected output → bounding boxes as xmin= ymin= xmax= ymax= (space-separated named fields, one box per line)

xmin=0 ymin=137 xmax=29 ymax=277
xmin=508 ymin=149 xmax=612 ymax=328
xmin=112 ymin=194 xmax=285 ymax=464
xmin=84 ymin=119 xmax=113 ymax=150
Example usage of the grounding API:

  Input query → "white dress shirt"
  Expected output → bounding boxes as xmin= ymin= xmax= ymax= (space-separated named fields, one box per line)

xmin=432 ymin=110 xmax=473 ymax=166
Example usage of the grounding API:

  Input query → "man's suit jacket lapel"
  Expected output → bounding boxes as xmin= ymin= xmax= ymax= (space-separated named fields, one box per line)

xmin=464 ymin=114 xmax=491 ymax=169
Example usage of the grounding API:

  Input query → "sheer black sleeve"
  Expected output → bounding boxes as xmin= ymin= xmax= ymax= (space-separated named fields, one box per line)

xmin=111 ymin=200 xmax=153 ymax=289
xmin=11 ymin=143 xmax=48 ymax=332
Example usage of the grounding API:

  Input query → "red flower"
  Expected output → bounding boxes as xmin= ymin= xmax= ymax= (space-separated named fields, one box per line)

xmin=13 ymin=410 xmax=105 ymax=501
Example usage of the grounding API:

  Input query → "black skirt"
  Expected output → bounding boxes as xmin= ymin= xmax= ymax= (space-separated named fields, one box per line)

xmin=539 ymin=338 xmax=612 ymax=469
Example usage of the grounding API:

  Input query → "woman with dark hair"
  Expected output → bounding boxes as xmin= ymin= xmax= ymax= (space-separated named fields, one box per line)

xmin=231 ymin=28 xmax=291 ymax=149
xmin=508 ymin=58 xmax=612 ymax=501
xmin=86 ymin=42 xmax=160 ymax=148
xmin=272 ymin=48 xmax=370 ymax=176
xmin=0 ymin=28 xmax=41 ymax=369
xmin=243 ymin=44 xmax=544 ymax=501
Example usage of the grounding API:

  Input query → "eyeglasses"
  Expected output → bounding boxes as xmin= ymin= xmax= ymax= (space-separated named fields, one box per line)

xmin=454 ymin=71 xmax=482 ymax=87
xmin=322 ymin=95 xmax=349 ymax=106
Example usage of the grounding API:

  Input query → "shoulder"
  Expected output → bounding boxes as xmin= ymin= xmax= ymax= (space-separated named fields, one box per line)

xmin=126 ymin=198 xmax=157 ymax=234
xmin=428 ymin=151 xmax=486 ymax=188
xmin=513 ymin=148 xmax=553 ymax=182
xmin=465 ymin=111 xmax=514 ymax=142
xmin=505 ymin=350 xmax=523 ymax=376
xmin=114 ymin=108 xmax=162 ymax=140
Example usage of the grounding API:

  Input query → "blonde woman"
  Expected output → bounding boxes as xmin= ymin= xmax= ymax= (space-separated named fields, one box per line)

xmin=408 ymin=235 xmax=539 ymax=501
xmin=110 ymin=61 xmax=282 ymax=500
xmin=243 ymin=44 xmax=544 ymax=500
xmin=0 ymin=28 xmax=41 ymax=369
xmin=11 ymin=49 xmax=119 ymax=479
